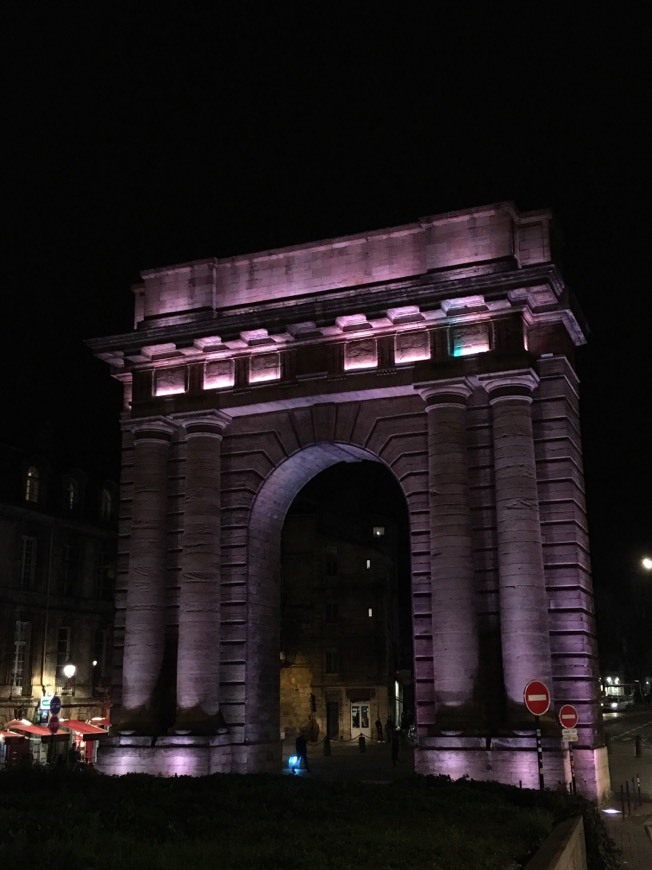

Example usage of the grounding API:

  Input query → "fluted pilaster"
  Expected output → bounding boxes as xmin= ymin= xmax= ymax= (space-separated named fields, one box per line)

xmin=121 ymin=417 xmax=176 ymax=731
xmin=174 ymin=411 xmax=231 ymax=734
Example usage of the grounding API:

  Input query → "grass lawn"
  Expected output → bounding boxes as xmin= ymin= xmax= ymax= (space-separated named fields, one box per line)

xmin=0 ymin=768 xmax=619 ymax=869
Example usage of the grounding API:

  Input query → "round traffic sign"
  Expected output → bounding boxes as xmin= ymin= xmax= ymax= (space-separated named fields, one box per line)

xmin=523 ymin=680 xmax=551 ymax=716
xmin=48 ymin=715 xmax=60 ymax=734
xmin=50 ymin=695 xmax=61 ymax=716
xmin=558 ymin=704 xmax=579 ymax=729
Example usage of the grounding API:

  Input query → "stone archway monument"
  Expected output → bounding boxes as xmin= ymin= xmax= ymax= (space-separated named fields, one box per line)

xmin=90 ymin=202 xmax=609 ymax=801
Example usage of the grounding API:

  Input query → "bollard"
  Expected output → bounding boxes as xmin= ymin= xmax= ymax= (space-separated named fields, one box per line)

xmin=358 ymin=734 xmax=366 ymax=753
xmin=635 ymin=734 xmax=642 ymax=757
xmin=323 ymin=735 xmax=331 ymax=756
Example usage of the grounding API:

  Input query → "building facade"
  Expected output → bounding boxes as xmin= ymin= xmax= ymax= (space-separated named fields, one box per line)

xmin=280 ymin=480 xmax=411 ymax=743
xmin=0 ymin=442 xmax=117 ymax=728
xmin=90 ymin=202 xmax=609 ymax=800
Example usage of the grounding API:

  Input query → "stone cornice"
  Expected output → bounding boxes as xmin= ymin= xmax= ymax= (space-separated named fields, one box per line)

xmin=89 ymin=264 xmax=575 ymax=373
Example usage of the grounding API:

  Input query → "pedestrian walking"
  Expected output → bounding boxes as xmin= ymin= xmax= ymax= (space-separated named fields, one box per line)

xmin=295 ymin=732 xmax=310 ymax=771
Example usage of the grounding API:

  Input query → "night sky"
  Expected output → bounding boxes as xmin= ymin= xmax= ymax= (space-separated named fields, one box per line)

xmin=5 ymin=7 xmax=650 ymax=595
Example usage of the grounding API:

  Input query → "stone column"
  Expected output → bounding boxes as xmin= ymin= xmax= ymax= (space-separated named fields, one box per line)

xmin=121 ymin=417 xmax=175 ymax=731
xmin=479 ymin=370 xmax=554 ymax=724
xmin=417 ymin=379 xmax=478 ymax=728
xmin=174 ymin=411 xmax=231 ymax=734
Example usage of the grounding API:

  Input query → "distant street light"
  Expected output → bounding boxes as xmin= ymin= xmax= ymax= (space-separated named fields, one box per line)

xmin=641 ymin=556 xmax=652 ymax=571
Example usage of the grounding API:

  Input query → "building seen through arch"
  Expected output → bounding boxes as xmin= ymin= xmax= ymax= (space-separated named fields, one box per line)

xmin=89 ymin=202 xmax=609 ymax=801
xmin=280 ymin=462 xmax=413 ymax=744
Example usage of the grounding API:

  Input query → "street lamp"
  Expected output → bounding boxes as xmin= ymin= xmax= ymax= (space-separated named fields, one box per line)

xmin=63 ymin=662 xmax=76 ymax=697
xmin=641 ymin=556 xmax=652 ymax=572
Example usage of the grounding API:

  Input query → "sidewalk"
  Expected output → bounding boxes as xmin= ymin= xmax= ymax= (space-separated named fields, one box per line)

xmin=284 ymin=733 xmax=414 ymax=783
xmin=602 ymin=731 xmax=652 ymax=869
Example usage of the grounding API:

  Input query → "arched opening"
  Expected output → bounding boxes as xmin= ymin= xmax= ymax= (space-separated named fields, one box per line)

xmin=244 ymin=445 xmax=412 ymax=761
xmin=279 ymin=459 xmax=413 ymax=754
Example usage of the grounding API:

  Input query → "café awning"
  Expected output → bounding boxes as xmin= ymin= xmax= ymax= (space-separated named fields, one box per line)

xmin=58 ymin=719 xmax=109 ymax=739
xmin=6 ymin=719 xmax=51 ymax=737
xmin=0 ymin=729 xmax=27 ymax=741
xmin=5 ymin=719 xmax=68 ymax=740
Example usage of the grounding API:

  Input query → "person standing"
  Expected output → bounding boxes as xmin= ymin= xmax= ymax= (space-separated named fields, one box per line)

xmin=385 ymin=716 xmax=394 ymax=742
xmin=375 ymin=717 xmax=383 ymax=741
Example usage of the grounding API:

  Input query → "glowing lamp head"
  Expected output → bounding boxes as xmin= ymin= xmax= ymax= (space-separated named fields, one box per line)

xmin=641 ymin=556 xmax=652 ymax=571
xmin=63 ymin=663 xmax=76 ymax=679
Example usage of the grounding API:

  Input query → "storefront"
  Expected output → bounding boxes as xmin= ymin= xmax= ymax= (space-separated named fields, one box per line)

xmin=58 ymin=719 xmax=109 ymax=764
xmin=5 ymin=719 xmax=69 ymax=764
xmin=0 ymin=729 xmax=29 ymax=765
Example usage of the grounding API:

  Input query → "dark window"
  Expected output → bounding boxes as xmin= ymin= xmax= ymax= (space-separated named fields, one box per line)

xmin=64 ymin=477 xmax=79 ymax=511
xmin=58 ymin=543 xmax=78 ymax=596
xmin=100 ymin=487 xmax=113 ymax=522
xmin=325 ymin=648 xmax=339 ymax=674
xmin=20 ymin=536 xmax=37 ymax=588
xmin=11 ymin=621 xmax=31 ymax=693
xmin=56 ymin=627 xmax=71 ymax=676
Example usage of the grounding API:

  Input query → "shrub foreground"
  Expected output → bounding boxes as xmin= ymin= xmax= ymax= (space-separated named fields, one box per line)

xmin=0 ymin=769 xmax=620 ymax=869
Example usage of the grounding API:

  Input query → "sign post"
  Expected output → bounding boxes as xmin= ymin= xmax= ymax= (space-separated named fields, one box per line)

xmin=47 ymin=697 xmax=62 ymax=765
xmin=559 ymin=704 xmax=579 ymax=795
xmin=524 ymin=680 xmax=551 ymax=790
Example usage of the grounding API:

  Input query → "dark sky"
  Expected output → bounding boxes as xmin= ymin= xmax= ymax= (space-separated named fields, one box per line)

xmin=4 ymin=6 xmax=650 ymax=588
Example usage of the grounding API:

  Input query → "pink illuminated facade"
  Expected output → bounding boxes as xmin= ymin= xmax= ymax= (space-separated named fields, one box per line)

xmin=90 ymin=202 xmax=609 ymax=800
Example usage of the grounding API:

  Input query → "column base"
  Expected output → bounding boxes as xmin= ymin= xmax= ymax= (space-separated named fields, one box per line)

xmin=171 ymin=708 xmax=228 ymax=736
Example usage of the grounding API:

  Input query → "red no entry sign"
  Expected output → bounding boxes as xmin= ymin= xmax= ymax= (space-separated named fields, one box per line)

xmin=558 ymin=704 xmax=579 ymax=729
xmin=524 ymin=680 xmax=551 ymax=716
xmin=48 ymin=715 xmax=60 ymax=734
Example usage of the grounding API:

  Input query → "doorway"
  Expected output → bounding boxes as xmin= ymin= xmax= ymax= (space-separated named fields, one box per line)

xmin=350 ymin=702 xmax=371 ymax=740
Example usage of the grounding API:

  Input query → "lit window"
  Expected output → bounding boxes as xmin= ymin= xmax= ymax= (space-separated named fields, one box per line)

xmin=372 ymin=526 xmax=385 ymax=537
xmin=368 ymin=607 xmax=373 ymax=618
xmin=25 ymin=466 xmax=40 ymax=503
xmin=366 ymin=559 xmax=371 ymax=569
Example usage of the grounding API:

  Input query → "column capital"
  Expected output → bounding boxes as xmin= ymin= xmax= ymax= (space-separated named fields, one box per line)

xmin=124 ymin=415 xmax=176 ymax=442
xmin=477 ymin=369 xmax=539 ymax=404
xmin=414 ymin=377 xmax=474 ymax=410
xmin=173 ymin=409 xmax=232 ymax=438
